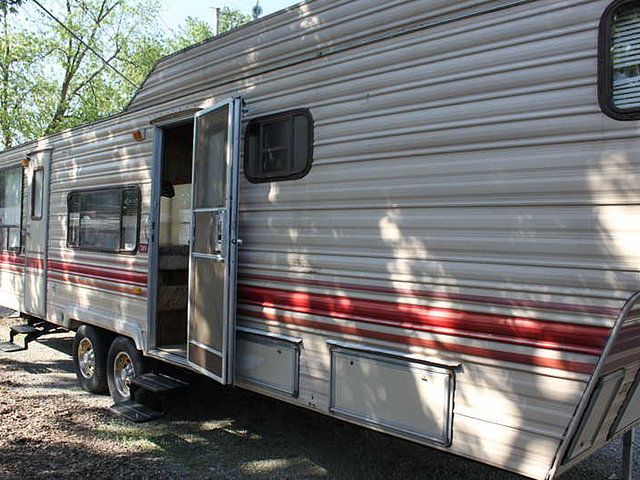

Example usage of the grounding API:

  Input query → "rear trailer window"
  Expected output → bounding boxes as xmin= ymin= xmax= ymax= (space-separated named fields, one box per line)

xmin=67 ymin=186 xmax=140 ymax=253
xmin=600 ymin=1 xmax=640 ymax=119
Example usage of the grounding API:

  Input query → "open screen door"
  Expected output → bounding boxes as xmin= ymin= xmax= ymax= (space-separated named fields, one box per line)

xmin=187 ymin=98 xmax=241 ymax=383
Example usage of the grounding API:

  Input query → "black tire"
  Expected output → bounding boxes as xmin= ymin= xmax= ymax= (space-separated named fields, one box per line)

xmin=72 ymin=325 xmax=109 ymax=393
xmin=106 ymin=336 xmax=147 ymax=404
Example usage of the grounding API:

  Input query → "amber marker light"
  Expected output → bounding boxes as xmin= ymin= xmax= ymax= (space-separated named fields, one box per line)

xmin=20 ymin=157 xmax=30 ymax=167
xmin=132 ymin=130 xmax=145 ymax=141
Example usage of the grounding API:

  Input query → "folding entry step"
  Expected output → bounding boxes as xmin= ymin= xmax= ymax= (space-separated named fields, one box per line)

xmin=109 ymin=373 xmax=189 ymax=423
xmin=109 ymin=401 xmax=163 ymax=423
xmin=130 ymin=372 xmax=189 ymax=394
xmin=0 ymin=323 xmax=48 ymax=353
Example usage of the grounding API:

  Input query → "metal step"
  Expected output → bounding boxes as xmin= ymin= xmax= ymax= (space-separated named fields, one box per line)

xmin=1 ymin=324 xmax=44 ymax=352
xmin=130 ymin=373 xmax=188 ymax=394
xmin=109 ymin=401 xmax=162 ymax=423
xmin=10 ymin=325 xmax=39 ymax=335
xmin=0 ymin=341 xmax=25 ymax=353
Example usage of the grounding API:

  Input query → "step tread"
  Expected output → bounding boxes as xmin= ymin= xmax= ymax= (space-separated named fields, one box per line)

xmin=0 ymin=341 xmax=24 ymax=353
xmin=131 ymin=373 xmax=188 ymax=394
xmin=109 ymin=401 xmax=162 ymax=423
xmin=10 ymin=325 xmax=39 ymax=334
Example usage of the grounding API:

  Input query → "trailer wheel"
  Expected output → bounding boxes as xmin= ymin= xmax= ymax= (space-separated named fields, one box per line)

xmin=106 ymin=336 xmax=147 ymax=404
xmin=73 ymin=325 xmax=109 ymax=393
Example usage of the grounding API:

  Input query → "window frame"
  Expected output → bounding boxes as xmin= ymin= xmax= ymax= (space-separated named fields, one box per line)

xmin=31 ymin=167 xmax=44 ymax=220
xmin=66 ymin=185 xmax=142 ymax=255
xmin=598 ymin=0 xmax=640 ymax=120
xmin=243 ymin=109 xmax=314 ymax=183
xmin=0 ymin=164 xmax=24 ymax=254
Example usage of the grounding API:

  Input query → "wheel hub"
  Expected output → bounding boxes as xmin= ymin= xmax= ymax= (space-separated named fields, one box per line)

xmin=77 ymin=338 xmax=96 ymax=379
xmin=113 ymin=352 xmax=135 ymax=399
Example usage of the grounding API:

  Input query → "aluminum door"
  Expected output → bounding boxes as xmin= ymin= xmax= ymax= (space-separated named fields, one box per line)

xmin=187 ymin=98 xmax=241 ymax=383
xmin=23 ymin=149 xmax=51 ymax=318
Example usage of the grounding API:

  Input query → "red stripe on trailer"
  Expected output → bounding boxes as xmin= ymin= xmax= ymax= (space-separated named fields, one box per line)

xmin=47 ymin=260 xmax=147 ymax=286
xmin=0 ymin=253 xmax=25 ymax=266
xmin=237 ymin=306 xmax=596 ymax=375
xmin=25 ymin=257 xmax=45 ymax=270
xmin=238 ymin=285 xmax=609 ymax=354
xmin=47 ymin=266 xmax=147 ymax=288
xmin=242 ymin=274 xmax=621 ymax=317
xmin=48 ymin=272 xmax=146 ymax=296
xmin=240 ymin=296 xmax=602 ymax=355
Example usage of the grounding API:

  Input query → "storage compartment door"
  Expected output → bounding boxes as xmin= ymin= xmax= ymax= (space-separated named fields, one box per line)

xmin=236 ymin=329 xmax=301 ymax=397
xmin=187 ymin=98 xmax=241 ymax=384
xmin=330 ymin=345 xmax=456 ymax=446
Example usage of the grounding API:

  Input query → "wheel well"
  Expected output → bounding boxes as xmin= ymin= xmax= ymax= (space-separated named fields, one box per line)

xmin=68 ymin=318 xmax=145 ymax=350
xmin=70 ymin=321 xmax=117 ymax=343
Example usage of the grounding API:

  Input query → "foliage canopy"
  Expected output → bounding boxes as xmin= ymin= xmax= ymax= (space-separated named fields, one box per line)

xmin=0 ymin=0 xmax=252 ymax=149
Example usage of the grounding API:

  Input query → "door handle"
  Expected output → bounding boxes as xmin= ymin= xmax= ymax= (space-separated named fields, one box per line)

xmin=216 ymin=212 xmax=226 ymax=255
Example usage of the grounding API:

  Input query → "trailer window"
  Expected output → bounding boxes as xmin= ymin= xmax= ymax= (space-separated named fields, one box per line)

xmin=67 ymin=186 xmax=141 ymax=253
xmin=31 ymin=168 xmax=43 ymax=220
xmin=244 ymin=109 xmax=313 ymax=183
xmin=0 ymin=165 xmax=23 ymax=253
xmin=599 ymin=0 xmax=640 ymax=119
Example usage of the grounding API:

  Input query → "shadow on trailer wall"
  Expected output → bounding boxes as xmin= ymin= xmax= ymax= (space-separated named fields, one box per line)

xmin=0 ymin=1 xmax=639 ymax=479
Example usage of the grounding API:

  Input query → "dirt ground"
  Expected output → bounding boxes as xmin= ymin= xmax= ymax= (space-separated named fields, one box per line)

xmin=0 ymin=316 xmax=638 ymax=480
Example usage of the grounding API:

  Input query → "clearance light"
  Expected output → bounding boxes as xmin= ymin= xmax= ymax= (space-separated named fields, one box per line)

xmin=132 ymin=129 xmax=146 ymax=141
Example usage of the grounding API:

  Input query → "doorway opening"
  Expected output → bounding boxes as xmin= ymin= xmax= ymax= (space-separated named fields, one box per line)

xmin=154 ymin=120 xmax=193 ymax=357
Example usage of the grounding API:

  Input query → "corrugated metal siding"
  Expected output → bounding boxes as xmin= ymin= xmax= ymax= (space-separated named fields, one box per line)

xmin=0 ymin=0 xmax=637 ymax=479
xmin=224 ymin=1 xmax=635 ymax=478
xmin=45 ymin=118 xmax=153 ymax=347
xmin=129 ymin=0 xmax=546 ymax=112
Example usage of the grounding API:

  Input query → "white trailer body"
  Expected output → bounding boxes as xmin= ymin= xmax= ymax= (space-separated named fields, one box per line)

xmin=0 ymin=1 xmax=639 ymax=478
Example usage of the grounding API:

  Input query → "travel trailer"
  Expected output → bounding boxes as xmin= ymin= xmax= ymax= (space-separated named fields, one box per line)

xmin=0 ymin=0 xmax=639 ymax=478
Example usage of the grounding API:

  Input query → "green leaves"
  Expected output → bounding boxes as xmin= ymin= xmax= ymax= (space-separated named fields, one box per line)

xmin=0 ymin=0 xmax=23 ymax=17
xmin=218 ymin=6 xmax=252 ymax=35
xmin=0 ymin=1 xmax=252 ymax=149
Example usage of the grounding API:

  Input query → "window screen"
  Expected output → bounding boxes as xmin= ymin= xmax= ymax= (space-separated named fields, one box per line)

xmin=0 ymin=166 xmax=23 ymax=252
xmin=67 ymin=186 xmax=140 ymax=253
xmin=244 ymin=110 xmax=313 ymax=183
xmin=599 ymin=1 xmax=640 ymax=119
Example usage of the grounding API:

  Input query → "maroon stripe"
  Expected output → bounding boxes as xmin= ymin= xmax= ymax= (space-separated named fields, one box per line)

xmin=47 ymin=267 xmax=146 ymax=287
xmin=242 ymin=274 xmax=621 ymax=317
xmin=49 ymin=272 xmax=146 ymax=296
xmin=240 ymin=295 xmax=600 ymax=355
xmin=25 ymin=257 xmax=45 ymax=271
xmin=47 ymin=260 xmax=147 ymax=286
xmin=238 ymin=286 xmax=609 ymax=354
xmin=0 ymin=253 xmax=26 ymax=267
xmin=237 ymin=307 xmax=595 ymax=374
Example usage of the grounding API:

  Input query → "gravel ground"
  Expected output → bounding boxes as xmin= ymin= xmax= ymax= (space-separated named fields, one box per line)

xmin=0 ymin=317 xmax=638 ymax=480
